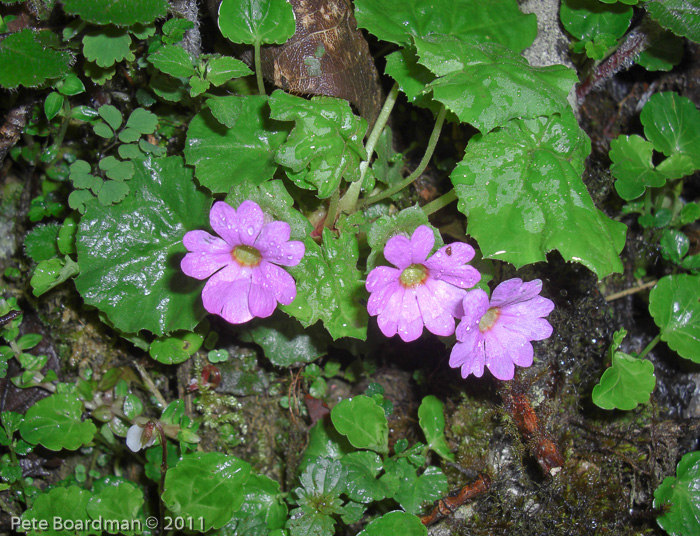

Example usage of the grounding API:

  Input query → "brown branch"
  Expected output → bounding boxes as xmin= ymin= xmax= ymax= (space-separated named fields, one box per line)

xmin=420 ymin=474 xmax=491 ymax=526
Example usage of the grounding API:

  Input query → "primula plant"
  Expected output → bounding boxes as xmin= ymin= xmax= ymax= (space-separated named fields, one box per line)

xmin=1 ymin=0 xmax=700 ymax=535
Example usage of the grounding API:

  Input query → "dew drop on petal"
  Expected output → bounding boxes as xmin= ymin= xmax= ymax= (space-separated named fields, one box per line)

xmin=247 ymin=227 xmax=254 ymax=236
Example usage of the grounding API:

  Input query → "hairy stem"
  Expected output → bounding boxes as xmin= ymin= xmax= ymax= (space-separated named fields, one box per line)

xmin=359 ymin=105 xmax=446 ymax=209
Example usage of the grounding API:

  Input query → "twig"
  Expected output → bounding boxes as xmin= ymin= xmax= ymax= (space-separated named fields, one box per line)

xmin=420 ymin=474 xmax=491 ymax=526
xmin=605 ymin=279 xmax=657 ymax=301
xmin=133 ymin=361 xmax=167 ymax=409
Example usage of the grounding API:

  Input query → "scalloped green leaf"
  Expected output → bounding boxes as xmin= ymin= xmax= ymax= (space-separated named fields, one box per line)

xmin=231 ymin=474 xmax=288 ymax=533
xmin=218 ymin=0 xmax=296 ymax=46
xmin=451 ymin=110 xmax=626 ymax=278
xmin=381 ymin=459 xmax=447 ymax=514
xmin=610 ymin=135 xmax=667 ymax=200
xmin=82 ymin=28 xmax=134 ymax=68
xmin=270 ymin=91 xmax=368 ymax=199
xmin=592 ymin=352 xmax=656 ymax=410
xmin=357 ymin=511 xmax=427 ymax=536
xmin=0 ymin=29 xmax=73 ymax=89
xmin=185 ymin=96 xmax=290 ymax=193
xmin=74 ymin=156 xmax=210 ymax=336
xmin=384 ymin=48 xmax=439 ymax=111
xmin=163 ymin=452 xmax=251 ymax=531
xmin=560 ymin=0 xmax=633 ymax=42
xmin=645 ymin=0 xmax=700 ymax=42
xmin=148 ymin=44 xmax=194 ymax=78
xmin=63 ymin=0 xmax=168 ymax=26
xmin=24 ymin=223 xmax=60 ymax=263
xmin=649 ymin=274 xmax=700 ymax=363
xmin=87 ymin=481 xmax=144 ymax=535
xmin=641 ymin=92 xmax=700 ymax=168
xmin=355 ymin=0 xmax=537 ymax=52
xmin=418 ymin=395 xmax=454 ymax=461
xmin=415 ymin=35 xmax=577 ymax=133
xmin=22 ymin=487 xmax=93 ymax=536
xmin=19 ymin=393 xmax=96 ymax=450
xmin=125 ymin=108 xmax=158 ymax=134
xmin=331 ymin=395 xmax=388 ymax=454
xmin=654 ymin=450 xmax=700 ymax=535
xmin=339 ymin=451 xmax=387 ymax=503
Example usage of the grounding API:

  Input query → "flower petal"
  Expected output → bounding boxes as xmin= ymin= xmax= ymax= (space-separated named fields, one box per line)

xmin=483 ymin=333 xmax=515 ymax=381
xmin=366 ymin=265 xmax=400 ymax=293
xmin=449 ymin=339 xmax=486 ymax=379
xmin=415 ymin=284 xmax=455 ymax=336
xmin=490 ymin=278 xmax=543 ymax=308
xmin=456 ymin=289 xmax=490 ymax=339
xmin=410 ymin=225 xmax=435 ymax=264
xmin=376 ymin=284 xmax=405 ymax=338
xmin=258 ymin=261 xmax=297 ymax=305
xmin=499 ymin=309 xmax=554 ymax=341
xmin=183 ymin=230 xmax=231 ymax=253
xmin=181 ymin=251 xmax=232 ymax=280
xmin=202 ymin=271 xmax=253 ymax=324
xmin=397 ymin=289 xmax=424 ymax=342
xmin=248 ymin=283 xmax=277 ymax=319
xmin=210 ymin=201 xmax=241 ymax=245
xmin=236 ymin=200 xmax=265 ymax=246
xmin=425 ymin=278 xmax=468 ymax=318
xmin=256 ymin=221 xmax=305 ymax=266
xmin=384 ymin=234 xmax=412 ymax=269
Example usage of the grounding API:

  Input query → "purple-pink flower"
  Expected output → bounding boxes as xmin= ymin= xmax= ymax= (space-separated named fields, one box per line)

xmin=366 ymin=225 xmax=481 ymax=342
xmin=181 ymin=200 xmax=305 ymax=324
xmin=449 ymin=278 xmax=554 ymax=381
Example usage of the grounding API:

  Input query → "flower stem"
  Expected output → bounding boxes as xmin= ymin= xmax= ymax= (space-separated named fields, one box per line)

xmin=359 ymin=105 xmax=446 ymax=209
xmin=638 ymin=334 xmax=661 ymax=361
xmin=422 ymin=189 xmax=457 ymax=216
xmin=324 ymin=189 xmax=340 ymax=229
xmin=338 ymin=82 xmax=400 ymax=214
xmin=254 ymin=40 xmax=265 ymax=95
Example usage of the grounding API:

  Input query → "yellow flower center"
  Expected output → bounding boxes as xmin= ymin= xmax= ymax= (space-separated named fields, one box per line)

xmin=479 ymin=307 xmax=500 ymax=332
xmin=399 ymin=264 xmax=428 ymax=288
xmin=232 ymin=245 xmax=262 ymax=267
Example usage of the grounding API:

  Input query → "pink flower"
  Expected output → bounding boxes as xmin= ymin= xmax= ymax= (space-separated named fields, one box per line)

xmin=366 ymin=225 xmax=481 ymax=342
xmin=449 ymin=278 xmax=554 ymax=381
xmin=181 ymin=200 xmax=305 ymax=324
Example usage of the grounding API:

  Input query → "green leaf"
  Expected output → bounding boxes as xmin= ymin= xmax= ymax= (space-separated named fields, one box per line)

xmin=592 ymin=352 xmax=656 ymax=410
xmin=243 ymin=312 xmax=330 ymax=367
xmin=283 ymin=229 xmax=368 ymax=340
xmin=98 ymin=105 xmax=123 ymax=131
xmin=355 ymin=0 xmax=537 ymax=52
xmin=286 ymin=505 xmax=336 ymax=536
xmin=163 ymin=452 xmax=252 ymax=531
xmin=384 ymin=48 xmax=438 ymax=110
xmin=415 ymin=35 xmax=578 ymax=133
xmin=57 ymin=73 xmax=86 ymax=96
xmin=19 ymin=393 xmax=96 ymax=450
xmin=148 ymin=44 xmax=195 ymax=77
xmin=149 ymin=331 xmax=203 ymax=364
xmin=339 ymin=451 xmax=387 ymax=503
xmin=418 ymin=395 xmax=454 ymax=461
xmin=654 ymin=450 xmax=700 ymax=535
xmin=206 ymin=95 xmax=243 ymax=128
xmin=231 ymin=474 xmax=288 ymax=533
xmin=99 ymin=156 xmax=135 ymax=181
xmin=82 ymin=28 xmax=134 ymax=68
xmin=681 ymin=202 xmax=700 ymax=225
xmin=93 ymin=121 xmax=115 ymax=139
xmin=560 ymin=0 xmax=633 ymax=42
xmin=44 ymin=92 xmax=64 ymax=121
xmin=649 ymin=274 xmax=700 ymax=363
xmin=357 ymin=511 xmax=427 ymax=536
xmin=0 ymin=29 xmax=73 ymax=89
xmin=645 ymin=0 xmax=700 ymax=42
xmin=451 ymin=110 xmax=626 ymax=278
xmin=299 ymin=418 xmax=355 ymax=472
xmin=119 ymin=143 xmax=142 ymax=160
xmin=269 ymin=91 xmax=368 ymax=199
xmin=87 ymin=481 xmax=144 ymax=535
xmin=381 ymin=459 xmax=447 ymax=514
xmin=22 ymin=487 xmax=93 ymax=536
xmin=206 ymin=55 xmax=253 ymax=85
xmin=74 ymin=156 xmax=210 ymax=336
xmin=610 ymin=135 xmax=667 ymax=200
xmin=30 ymin=256 xmax=80 ymax=297
xmin=185 ymin=96 xmax=290 ymax=193
xmin=331 ymin=395 xmax=388 ymax=453
xmin=96 ymin=180 xmax=130 ymax=206
xmin=637 ymin=31 xmax=685 ymax=71
xmin=68 ymin=189 xmax=97 ymax=214
xmin=24 ymin=223 xmax=60 ymax=262
xmin=641 ymin=92 xmax=700 ymax=168
xmin=163 ymin=18 xmax=195 ymax=44
xmin=125 ymin=107 xmax=158 ymax=134
xmin=189 ymin=76 xmax=210 ymax=97
xmin=63 ymin=0 xmax=168 ymax=26
xmin=218 ymin=0 xmax=296 ymax=46
xmin=660 ymin=229 xmax=690 ymax=264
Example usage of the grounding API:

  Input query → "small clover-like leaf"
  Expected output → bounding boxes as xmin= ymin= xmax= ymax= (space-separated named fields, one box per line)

xmin=415 ymin=35 xmax=578 ymax=133
xmin=418 ymin=395 xmax=454 ymax=461
xmin=331 ymin=395 xmax=388 ymax=453
xmin=63 ymin=0 xmax=168 ymax=26
xmin=125 ymin=108 xmax=158 ymax=134
xmin=270 ymin=91 xmax=368 ymax=199
xmin=163 ymin=452 xmax=251 ymax=531
xmin=99 ymin=156 xmax=135 ymax=181
xmin=355 ymin=0 xmax=537 ymax=51
xmin=185 ymin=95 xmax=290 ymax=193
xmin=451 ymin=110 xmax=626 ymax=278
xmin=75 ymin=156 xmax=210 ymax=336
xmin=592 ymin=352 xmax=656 ymax=410
xmin=82 ymin=28 xmax=134 ymax=68
xmin=0 ymin=29 xmax=73 ymax=89
xmin=98 ymin=104 xmax=123 ymax=131
xmin=654 ymin=450 xmax=700 ymax=535
xmin=148 ymin=44 xmax=195 ymax=78
xmin=357 ymin=511 xmax=427 ymax=536
xmin=19 ymin=393 xmax=96 ymax=450
xmin=649 ymin=274 xmax=700 ymax=363
xmin=218 ymin=0 xmax=296 ymax=46
xmin=97 ymin=179 xmax=130 ymax=206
